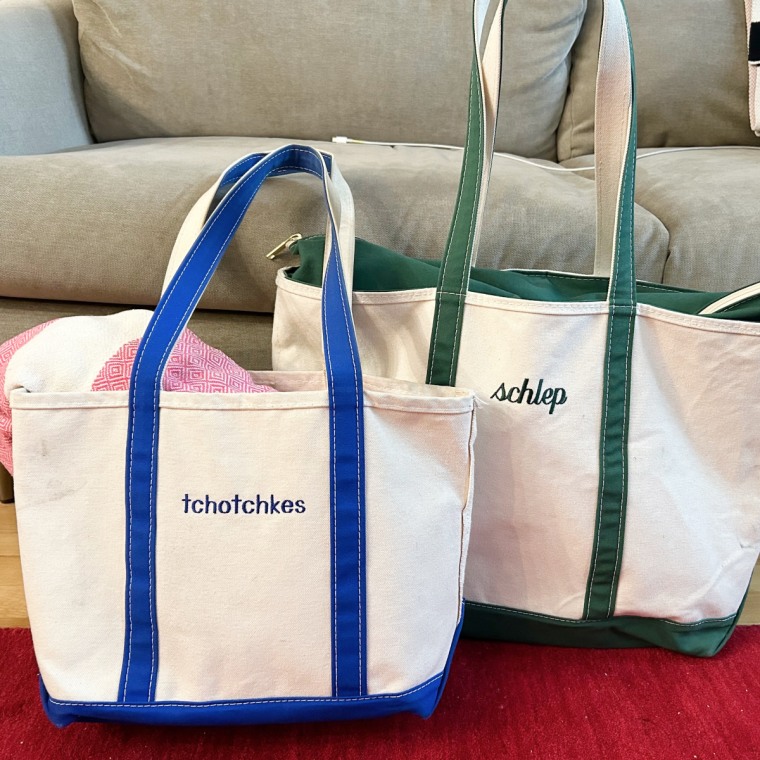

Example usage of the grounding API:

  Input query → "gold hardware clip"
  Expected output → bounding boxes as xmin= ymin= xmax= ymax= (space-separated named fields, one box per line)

xmin=266 ymin=233 xmax=303 ymax=260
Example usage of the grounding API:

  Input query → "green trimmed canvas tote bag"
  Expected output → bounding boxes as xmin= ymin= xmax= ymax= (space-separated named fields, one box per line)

xmin=181 ymin=1 xmax=760 ymax=656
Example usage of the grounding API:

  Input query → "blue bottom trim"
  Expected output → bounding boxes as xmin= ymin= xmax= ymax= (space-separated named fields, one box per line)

xmin=41 ymin=610 xmax=464 ymax=728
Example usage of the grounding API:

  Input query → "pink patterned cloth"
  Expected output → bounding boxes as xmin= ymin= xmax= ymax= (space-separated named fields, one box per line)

xmin=0 ymin=323 xmax=275 ymax=474
xmin=90 ymin=330 xmax=274 ymax=394
xmin=0 ymin=321 xmax=56 ymax=476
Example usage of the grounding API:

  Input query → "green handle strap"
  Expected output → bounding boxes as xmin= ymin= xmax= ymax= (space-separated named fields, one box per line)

xmin=584 ymin=0 xmax=639 ymax=620
xmin=431 ymin=0 xmax=640 ymax=622
xmin=427 ymin=0 xmax=638 ymax=388
xmin=426 ymin=0 xmax=503 ymax=385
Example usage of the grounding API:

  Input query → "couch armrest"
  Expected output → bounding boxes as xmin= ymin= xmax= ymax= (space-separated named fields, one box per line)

xmin=0 ymin=0 xmax=92 ymax=156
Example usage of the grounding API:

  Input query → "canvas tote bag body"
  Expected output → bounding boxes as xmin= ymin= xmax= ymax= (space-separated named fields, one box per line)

xmin=266 ymin=2 xmax=760 ymax=656
xmin=9 ymin=145 xmax=477 ymax=726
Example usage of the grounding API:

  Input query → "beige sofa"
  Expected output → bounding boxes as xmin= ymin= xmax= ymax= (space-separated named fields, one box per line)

xmin=0 ymin=0 xmax=759 ymax=500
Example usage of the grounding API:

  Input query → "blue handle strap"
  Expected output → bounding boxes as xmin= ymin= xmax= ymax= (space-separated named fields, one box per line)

xmin=119 ymin=145 xmax=366 ymax=702
xmin=215 ymin=149 xmax=335 ymax=195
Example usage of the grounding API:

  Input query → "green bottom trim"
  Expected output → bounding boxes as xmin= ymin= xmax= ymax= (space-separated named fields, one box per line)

xmin=462 ymin=597 xmax=748 ymax=658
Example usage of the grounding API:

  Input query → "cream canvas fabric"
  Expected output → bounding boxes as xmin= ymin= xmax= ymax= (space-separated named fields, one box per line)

xmin=273 ymin=287 xmax=760 ymax=626
xmin=270 ymin=0 xmax=760 ymax=655
xmin=8 ymin=145 xmax=477 ymax=726
xmin=274 ymin=289 xmax=607 ymax=617
xmin=13 ymin=375 xmax=475 ymax=703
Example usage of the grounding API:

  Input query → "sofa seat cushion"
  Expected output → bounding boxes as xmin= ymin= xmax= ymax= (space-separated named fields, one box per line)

xmin=0 ymin=298 xmax=275 ymax=374
xmin=0 ymin=136 xmax=669 ymax=313
xmin=72 ymin=0 xmax=585 ymax=161
xmin=564 ymin=148 xmax=760 ymax=291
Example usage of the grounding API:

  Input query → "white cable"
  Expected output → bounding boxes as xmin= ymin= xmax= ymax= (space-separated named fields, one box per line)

xmin=331 ymin=136 xmax=760 ymax=174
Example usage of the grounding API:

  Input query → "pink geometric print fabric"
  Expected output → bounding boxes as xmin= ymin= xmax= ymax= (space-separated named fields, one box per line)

xmin=91 ymin=329 xmax=275 ymax=394
xmin=0 ymin=324 xmax=274 ymax=474
xmin=0 ymin=321 xmax=57 ymax=475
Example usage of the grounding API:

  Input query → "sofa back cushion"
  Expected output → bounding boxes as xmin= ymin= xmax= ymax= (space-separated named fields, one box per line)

xmin=73 ymin=0 xmax=584 ymax=160
xmin=558 ymin=0 xmax=760 ymax=159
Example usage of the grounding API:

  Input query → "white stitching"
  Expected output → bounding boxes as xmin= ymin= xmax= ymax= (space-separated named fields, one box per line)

xmin=449 ymin=74 xmax=485 ymax=386
xmin=465 ymin=602 xmax=736 ymax=627
xmin=126 ymin=151 xmax=286 ymax=698
xmin=48 ymin=674 xmax=443 ymax=709
xmin=322 ymin=239 xmax=339 ymax=697
xmin=607 ymin=310 xmax=633 ymax=617
xmin=606 ymin=112 xmax=638 ymax=617
xmin=331 ymin=230 xmax=364 ymax=694
xmin=585 ymin=301 xmax=614 ymax=616
xmin=428 ymin=71 xmax=476 ymax=384
xmin=587 ymin=93 xmax=637 ymax=618
xmin=586 ymin=66 xmax=638 ymax=619
xmin=145 ymin=158 xmax=312 ymax=698
xmin=125 ymin=148 xmax=321 ymax=701
xmin=139 ymin=174 xmax=261 ymax=698
xmin=15 ymin=397 xmax=474 ymax=415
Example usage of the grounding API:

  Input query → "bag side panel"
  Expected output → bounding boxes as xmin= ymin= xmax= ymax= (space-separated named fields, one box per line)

xmin=618 ymin=310 xmax=760 ymax=622
xmin=12 ymin=403 xmax=128 ymax=702
xmin=364 ymin=402 xmax=474 ymax=694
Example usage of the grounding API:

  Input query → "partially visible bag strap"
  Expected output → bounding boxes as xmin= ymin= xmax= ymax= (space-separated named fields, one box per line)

xmin=427 ymin=0 xmax=638 ymax=621
xmin=746 ymin=0 xmax=760 ymax=136
xmin=163 ymin=149 xmax=356 ymax=304
xmin=592 ymin=0 xmax=637 ymax=283
xmin=427 ymin=0 xmax=637 ymax=385
xmin=426 ymin=0 xmax=504 ymax=385
xmin=120 ymin=145 xmax=367 ymax=703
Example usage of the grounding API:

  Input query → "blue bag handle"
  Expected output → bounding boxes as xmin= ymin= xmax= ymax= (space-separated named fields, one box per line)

xmin=119 ymin=145 xmax=367 ymax=703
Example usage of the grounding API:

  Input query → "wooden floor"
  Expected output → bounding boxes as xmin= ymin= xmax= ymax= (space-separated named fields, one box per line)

xmin=2 ymin=501 xmax=760 ymax=627
xmin=0 ymin=503 xmax=29 ymax=627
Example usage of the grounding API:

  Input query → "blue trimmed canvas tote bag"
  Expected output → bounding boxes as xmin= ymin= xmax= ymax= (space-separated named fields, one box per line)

xmin=263 ymin=1 xmax=760 ymax=656
xmin=8 ymin=146 xmax=477 ymax=726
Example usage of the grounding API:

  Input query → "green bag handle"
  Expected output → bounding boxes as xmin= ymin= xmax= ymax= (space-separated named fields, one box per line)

xmin=427 ymin=0 xmax=638 ymax=386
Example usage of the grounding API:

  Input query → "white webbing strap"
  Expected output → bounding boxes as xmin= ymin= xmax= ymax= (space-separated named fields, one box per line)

xmin=469 ymin=0 xmax=504 ymax=265
xmin=592 ymin=0 xmax=635 ymax=277
xmin=747 ymin=0 xmax=760 ymax=136
xmin=465 ymin=0 xmax=633 ymax=280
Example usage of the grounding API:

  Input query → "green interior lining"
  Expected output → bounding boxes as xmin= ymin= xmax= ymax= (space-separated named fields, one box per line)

xmin=288 ymin=236 xmax=760 ymax=322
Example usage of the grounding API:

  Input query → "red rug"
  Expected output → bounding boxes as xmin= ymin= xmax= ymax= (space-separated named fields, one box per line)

xmin=2 ymin=628 xmax=760 ymax=760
